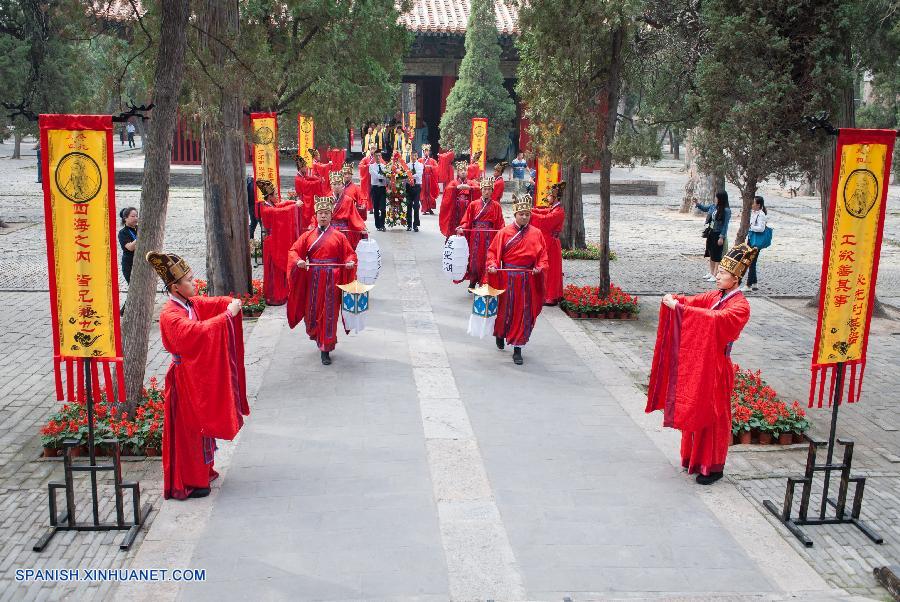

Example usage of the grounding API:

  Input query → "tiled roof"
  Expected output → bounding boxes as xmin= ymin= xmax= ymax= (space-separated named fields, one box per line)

xmin=400 ymin=0 xmax=519 ymax=36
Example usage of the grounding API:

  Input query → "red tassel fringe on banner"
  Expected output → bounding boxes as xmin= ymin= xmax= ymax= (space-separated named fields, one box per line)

xmin=53 ymin=357 xmax=128 ymax=406
xmin=809 ymin=361 xmax=865 ymax=408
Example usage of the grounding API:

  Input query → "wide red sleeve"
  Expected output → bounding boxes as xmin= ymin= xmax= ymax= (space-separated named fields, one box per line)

xmin=439 ymin=182 xmax=458 ymax=236
xmin=491 ymin=179 xmax=504 ymax=203
xmin=286 ymin=234 xmax=312 ymax=328
xmin=530 ymin=206 xmax=564 ymax=235
xmin=458 ymin=201 xmax=475 ymax=231
xmin=491 ymin=204 xmax=506 ymax=230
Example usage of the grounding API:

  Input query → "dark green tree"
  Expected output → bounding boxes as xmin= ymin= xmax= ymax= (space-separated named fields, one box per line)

xmin=439 ymin=0 xmax=516 ymax=159
xmin=515 ymin=0 xmax=640 ymax=296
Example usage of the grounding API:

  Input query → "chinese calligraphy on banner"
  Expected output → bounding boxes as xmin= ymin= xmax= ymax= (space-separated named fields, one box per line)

xmin=810 ymin=128 xmax=896 ymax=407
xmin=40 ymin=114 xmax=124 ymax=403
xmin=470 ymin=117 xmax=487 ymax=172
xmin=297 ymin=114 xmax=315 ymax=168
xmin=251 ymin=112 xmax=281 ymax=203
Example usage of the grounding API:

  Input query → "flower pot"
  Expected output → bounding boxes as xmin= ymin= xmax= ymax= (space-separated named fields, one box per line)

xmin=43 ymin=446 xmax=59 ymax=458
xmin=793 ymin=432 xmax=807 ymax=444
xmin=618 ymin=312 xmax=629 ymax=319
xmin=758 ymin=432 xmax=773 ymax=445
xmin=596 ymin=313 xmax=607 ymax=319
xmin=778 ymin=432 xmax=793 ymax=445
xmin=738 ymin=431 xmax=752 ymax=445
xmin=145 ymin=446 xmax=160 ymax=457
xmin=68 ymin=444 xmax=86 ymax=458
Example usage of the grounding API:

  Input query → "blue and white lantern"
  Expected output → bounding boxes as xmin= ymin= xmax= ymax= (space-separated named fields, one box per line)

xmin=339 ymin=280 xmax=374 ymax=334
xmin=467 ymin=284 xmax=505 ymax=339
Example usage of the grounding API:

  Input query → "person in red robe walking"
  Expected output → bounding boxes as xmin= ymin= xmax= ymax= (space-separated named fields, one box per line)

xmin=646 ymin=244 xmax=756 ymax=485
xmin=294 ymin=154 xmax=330 ymax=230
xmin=456 ymin=176 xmax=505 ymax=289
xmin=147 ymin=251 xmax=249 ymax=500
xmin=417 ymin=144 xmax=440 ymax=215
xmin=287 ymin=196 xmax=358 ymax=365
xmin=341 ymin=162 xmax=367 ymax=221
xmin=485 ymin=194 xmax=549 ymax=365
xmin=256 ymin=179 xmax=302 ymax=306
xmin=310 ymin=148 xmax=333 ymax=180
xmin=530 ymin=181 xmax=566 ymax=305
xmin=358 ymin=144 xmax=378 ymax=214
xmin=439 ymin=160 xmax=476 ymax=239
xmin=437 ymin=148 xmax=455 ymax=188
xmin=491 ymin=161 xmax=508 ymax=203
xmin=328 ymin=170 xmax=368 ymax=249
xmin=466 ymin=150 xmax=483 ymax=181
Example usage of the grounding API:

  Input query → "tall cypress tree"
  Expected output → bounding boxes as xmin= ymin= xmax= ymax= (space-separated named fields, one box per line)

xmin=439 ymin=0 xmax=515 ymax=159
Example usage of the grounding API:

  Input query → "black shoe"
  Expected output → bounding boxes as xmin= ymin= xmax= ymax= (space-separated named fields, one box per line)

xmin=469 ymin=280 xmax=477 ymax=289
xmin=495 ymin=336 xmax=505 ymax=350
xmin=407 ymin=226 xmax=412 ymax=231
xmin=321 ymin=351 xmax=332 ymax=365
xmin=696 ymin=471 xmax=723 ymax=485
xmin=512 ymin=347 xmax=523 ymax=365
xmin=413 ymin=226 xmax=419 ymax=232
xmin=187 ymin=487 xmax=211 ymax=499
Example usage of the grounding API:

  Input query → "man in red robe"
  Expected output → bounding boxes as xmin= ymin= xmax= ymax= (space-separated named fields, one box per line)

xmin=341 ymin=162 xmax=367 ymax=221
xmin=287 ymin=196 xmax=358 ymax=365
xmin=147 ymin=251 xmax=249 ymax=500
xmin=256 ymin=179 xmax=302 ymax=305
xmin=328 ymin=170 xmax=368 ymax=249
xmin=646 ymin=243 xmax=756 ymax=485
xmin=294 ymin=154 xmax=330 ymax=230
xmin=439 ymin=160 xmax=476 ymax=239
xmin=437 ymin=148 xmax=455 ymax=188
xmin=358 ymin=144 xmax=378 ymax=214
xmin=417 ymin=144 xmax=440 ymax=215
xmin=456 ymin=176 xmax=505 ymax=289
xmin=491 ymin=161 xmax=508 ymax=203
xmin=327 ymin=147 xmax=346 ymax=171
xmin=466 ymin=150 xmax=483 ymax=181
xmin=310 ymin=148 xmax=333 ymax=180
xmin=530 ymin=181 xmax=566 ymax=305
xmin=485 ymin=194 xmax=549 ymax=365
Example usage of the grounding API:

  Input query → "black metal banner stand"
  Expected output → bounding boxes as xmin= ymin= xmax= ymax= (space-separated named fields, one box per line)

xmin=33 ymin=358 xmax=152 ymax=552
xmin=763 ymin=362 xmax=883 ymax=547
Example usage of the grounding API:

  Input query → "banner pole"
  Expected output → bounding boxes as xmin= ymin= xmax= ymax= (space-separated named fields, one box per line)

xmin=818 ymin=362 xmax=843 ymax=519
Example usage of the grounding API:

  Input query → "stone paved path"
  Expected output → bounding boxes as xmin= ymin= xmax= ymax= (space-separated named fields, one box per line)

xmin=131 ymin=218 xmax=839 ymax=601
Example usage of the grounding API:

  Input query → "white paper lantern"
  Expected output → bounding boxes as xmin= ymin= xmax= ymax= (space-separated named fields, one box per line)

xmin=442 ymin=235 xmax=469 ymax=281
xmin=356 ymin=238 xmax=382 ymax=285
xmin=467 ymin=284 xmax=505 ymax=339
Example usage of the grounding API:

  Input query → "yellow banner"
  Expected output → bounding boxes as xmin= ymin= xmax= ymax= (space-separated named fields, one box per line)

xmin=536 ymin=159 xmax=560 ymax=207
xmin=815 ymin=137 xmax=890 ymax=364
xmin=43 ymin=121 xmax=119 ymax=358
xmin=251 ymin=113 xmax=280 ymax=203
xmin=409 ymin=112 xmax=416 ymax=131
xmin=470 ymin=117 xmax=487 ymax=171
xmin=297 ymin=114 xmax=315 ymax=168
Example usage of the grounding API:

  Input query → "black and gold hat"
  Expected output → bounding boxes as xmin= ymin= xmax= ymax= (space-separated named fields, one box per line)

xmin=255 ymin=179 xmax=276 ymax=198
xmin=512 ymin=194 xmax=532 ymax=214
xmin=454 ymin=160 xmax=468 ymax=172
xmin=329 ymin=171 xmax=343 ymax=186
xmin=471 ymin=150 xmax=483 ymax=162
xmin=550 ymin=181 xmax=566 ymax=197
xmin=146 ymin=252 xmax=191 ymax=288
xmin=314 ymin=195 xmax=335 ymax=213
xmin=294 ymin=154 xmax=307 ymax=169
xmin=480 ymin=176 xmax=495 ymax=192
xmin=494 ymin=161 xmax=509 ymax=174
xmin=341 ymin=162 xmax=354 ymax=175
xmin=720 ymin=243 xmax=759 ymax=279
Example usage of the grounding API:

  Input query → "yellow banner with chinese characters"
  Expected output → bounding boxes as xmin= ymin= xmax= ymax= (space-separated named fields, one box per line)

xmin=409 ymin=112 xmax=416 ymax=131
xmin=297 ymin=114 xmax=315 ymax=168
xmin=470 ymin=117 xmax=487 ymax=171
xmin=251 ymin=112 xmax=281 ymax=203
xmin=41 ymin=115 xmax=121 ymax=360
xmin=813 ymin=130 xmax=896 ymax=365
xmin=536 ymin=159 xmax=560 ymax=207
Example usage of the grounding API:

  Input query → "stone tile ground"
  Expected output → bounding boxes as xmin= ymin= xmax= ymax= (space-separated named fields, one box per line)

xmin=1 ymin=137 xmax=898 ymax=598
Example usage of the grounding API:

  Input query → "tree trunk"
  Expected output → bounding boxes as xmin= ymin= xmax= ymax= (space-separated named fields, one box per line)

xmin=597 ymin=26 xmax=626 ymax=298
xmin=200 ymin=0 xmax=251 ymax=296
xmin=558 ymin=163 xmax=584 ymax=250
xmin=672 ymin=132 xmax=679 ymax=160
xmin=734 ymin=179 xmax=758 ymax=245
xmin=680 ymin=131 xmax=715 ymax=213
xmin=11 ymin=130 xmax=23 ymax=159
xmin=122 ymin=0 xmax=190 ymax=414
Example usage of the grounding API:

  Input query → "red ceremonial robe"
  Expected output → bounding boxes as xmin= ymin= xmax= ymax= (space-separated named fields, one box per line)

xmin=530 ymin=202 xmax=565 ymax=304
xmin=312 ymin=159 xmax=332 ymax=180
xmin=331 ymin=187 xmax=368 ymax=249
xmin=439 ymin=178 xmax=475 ymax=238
xmin=257 ymin=200 xmax=300 ymax=305
xmin=286 ymin=226 xmax=358 ymax=351
xmin=646 ymin=289 xmax=751 ymax=476
xmin=344 ymin=181 xmax=367 ymax=221
xmin=485 ymin=224 xmax=549 ymax=346
xmin=491 ymin=178 xmax=505 ymax=203
xmin=457 ymin=198 xmax=505 ymax=284
xmin=327 ymin=148 xmax=346 ymax=171
xmin=417 ymin=157 xmax=440 ymax=213
xmin=294 ymin=174 xmax=330 ymax=230
xmin=160 ymin=296 xmax=249 ymax=500
xmin=437 ymin=150 xmax=455 ymax=186
xmin=358 ymin=156 xmax=373 ymax=211
xmin=466 ymin=163 xmax=482 ymax=181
